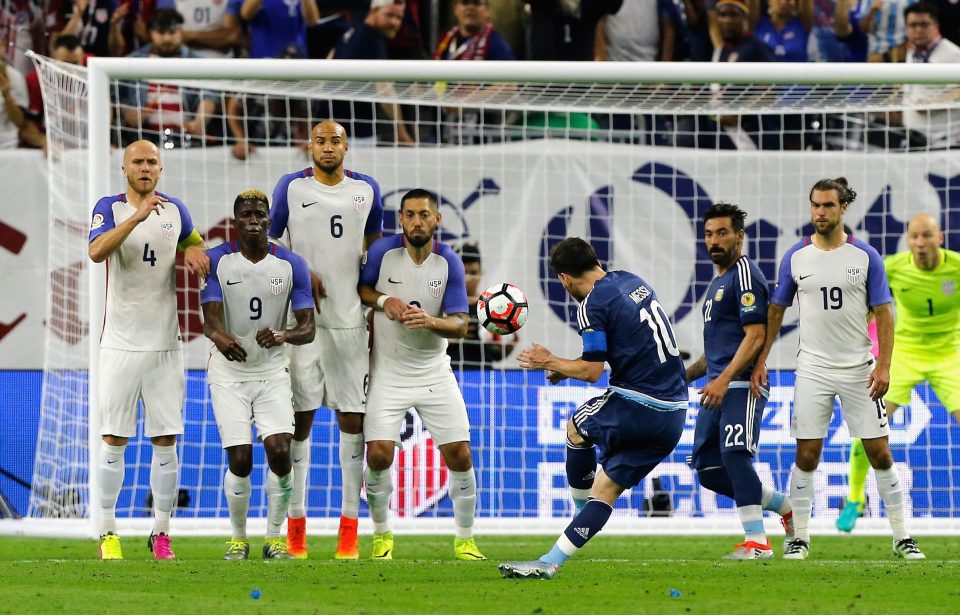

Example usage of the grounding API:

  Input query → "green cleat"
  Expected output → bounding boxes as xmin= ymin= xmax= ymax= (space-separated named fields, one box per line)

xmin=98 ymin=533 xmax=123 ymax=560
xmin=223 ymin=539 xmax=250 ymax=560
xmin=454 ymin=537 xmax=487 ymax=561
xmin=371 ymin=531 xmax=394 ymax=560
xmin=836 ymin=498 xmax=864 ymax=533
xmin=262 ymin=537 xmax=294 ymax=559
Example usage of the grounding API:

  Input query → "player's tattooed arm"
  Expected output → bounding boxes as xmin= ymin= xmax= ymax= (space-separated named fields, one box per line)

xmin=202 ymin=302 xmax=247 ymax=362
xmin=686 ymin=355 xmax=708 ymax=383
xmin=751 ymin=303 xmax=786 ymax=397
xmin=518 ymin=343 xmax=604 ymax=384
xmin=256 ymin=307 xmax=315 ymax=348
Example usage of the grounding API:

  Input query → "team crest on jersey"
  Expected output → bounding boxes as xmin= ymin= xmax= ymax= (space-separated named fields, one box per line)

xmin=427 ymin=279 xmax=443 ymax=298
xmin=847 ymin=267 xmax=863 ymax=285
xmin=353 ymin=194 xmax=366 ymax=215
xmin=741 ymin=292 xmax=756 ymax=308
xmin=90 ymin=213 xmax=104 ymax=230
xmin=944 ymin=280 xmax=956 ymax=296
xmin=714 ymin=287 xmax=725 ymax=301
xmin=160 ymin=222 xmax=175 ymax=239
xmin=269 ymin=276 xmax=284 ymax=295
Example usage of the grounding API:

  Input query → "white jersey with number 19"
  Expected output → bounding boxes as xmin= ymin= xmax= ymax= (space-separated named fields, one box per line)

xmin=269 ymin=168 xmax=383 ymax=329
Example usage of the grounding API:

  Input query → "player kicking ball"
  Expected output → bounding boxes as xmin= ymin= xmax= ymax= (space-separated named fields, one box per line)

xmin=201 ymin=190 xmax=315 ymax=560
xmin=752 ymin=178 xmax=924 ymax=560
xmin=500 ymin=238 xmax=688 ymax=579
xmin=358 ymin=189 xmax=485 ymax=562
xmin=686 ymin=203 xmax=794 ymax=559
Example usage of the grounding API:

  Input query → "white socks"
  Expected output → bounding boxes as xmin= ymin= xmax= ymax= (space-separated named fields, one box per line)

xmin=449 ymin=469 xmax=477 ymax=540
xmin=224 ymin=470 xmax=251 ymax=540
xmin=266 ymin=471 xmax=293 ymax=539
xmin=875 ymin=466 xmax=909 ymax=541
xmin=789 ymin=467 xmax=815 ymax=543
xmin=288 ymin=438 xmax=310 ymax=518
xmin=339 ymin=432 xmax=365 ymax=519
xmin=98 ymin=442 xmax=126 ymax=535
xmin=150 ymin=444 xmax=178 ymax=535
xmin=365 ymin=467 xmax=393 ymax=535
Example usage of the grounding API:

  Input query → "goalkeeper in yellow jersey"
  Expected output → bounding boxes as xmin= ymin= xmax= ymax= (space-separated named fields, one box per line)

xmin=837 ymin=213 xmax=960 ymax=532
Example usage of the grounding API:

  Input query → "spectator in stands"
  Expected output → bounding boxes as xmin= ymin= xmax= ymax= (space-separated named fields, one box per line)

xmin=661 ymin=0 xmax=712 ymax=61
xmin=157 ymin=0 xmax=243 ymax=57
xmin=527 ymin=0 xmax=622 ymax=60
xmin=862 ymin=0 xmax=913 ymax=62
xmin=902 ymin=2 xmax=960 ymax=148
xmin=834 ymin=0 xmax=869 ymax=60
xmin=58 ymin=0 xmax=128 ymax=57
xmin=240 ymin=0 xmax=319 ymax=58
xmin=22 ymin=34 xmax=86 ymax=150
xmin=328 ymin=0 xmax=414 ymax=144
xmin=0 ymin=55 xmax=27 ymax=150
xmin=2 ymin=0 xmax=43 ymax=74
xmin=756 ymin=0 xmax=813 ymax=61
xmin=434 ymin=0 xmax=514 ymax=60
xmin=929 ymin=0 xmax=960 ymax=47
xmin=594 ymin=0 xmax=662 ymax=61
xmin=809 ymin=0 xmax=851 ymax=61
xmin=388 ymin=0 xmax=428 ymax=58
xmin=447 ymin=243 xmax=516 ymax=371
xmin=119 ymin=9 xmax=216 ymax=146
xmin=226 ymin=44 xmax=311 ymax=160
xmin=488 ymin=0 xmax=526 ymax=59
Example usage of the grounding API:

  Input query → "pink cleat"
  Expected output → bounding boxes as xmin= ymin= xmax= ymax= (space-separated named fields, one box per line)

xmin=148 ymin=533 xmax=176 ymax=560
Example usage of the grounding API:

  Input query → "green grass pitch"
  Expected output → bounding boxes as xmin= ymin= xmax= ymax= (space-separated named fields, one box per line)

xmin=2 ymin=535 xmax=958 ymax=614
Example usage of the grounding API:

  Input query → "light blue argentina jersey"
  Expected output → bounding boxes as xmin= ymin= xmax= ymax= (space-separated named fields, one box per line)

xmin=89 ymin=191 xmax=197 ymax=351
xmin=771 ymin=235 xmax=892 ymax=373
xmin=201 ymin=241 xmax=313 ymax=383
xmin=360 ymin=234 xmax=468 ymax=381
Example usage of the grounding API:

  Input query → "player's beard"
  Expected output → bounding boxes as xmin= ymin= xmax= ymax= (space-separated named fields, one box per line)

xmin=814 ymin=219 xmax=838 ymax=236
xmin=313 ymin=154 xmax=342 ymax=174
xmin=709 ymin=248 xmax=734 ymax=268
xmin=405 ymin=231 xmax=432 ymax=248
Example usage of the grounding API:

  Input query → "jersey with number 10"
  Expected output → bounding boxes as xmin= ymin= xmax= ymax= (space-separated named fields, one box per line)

xmin=578 ymin=271 xmax=687 ymax=406
xmin=771 ymin=235 xmax=892 ymax=373
xmin=88 ymin=192 xmax=197 ymax=351
xmin=885 ymin=248 xmax=960 ymax=352
xmin=269 ymin=167 xmax=383 ymax=329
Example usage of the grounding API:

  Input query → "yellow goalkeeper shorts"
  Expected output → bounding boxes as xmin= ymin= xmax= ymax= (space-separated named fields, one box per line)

xmin=887 ymin=345 xmax=960 ymax=411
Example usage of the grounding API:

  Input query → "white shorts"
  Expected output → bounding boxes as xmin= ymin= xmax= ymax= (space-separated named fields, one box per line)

xmin=791 ymin=364 xmax=890 ymax=440
xmin=208 ymin=377 xmax=295 ymax=448
xmin=98 ymin=348 xmax=184 ymax=438
xmin=288 ymin=326 xmax=369 ymax=414
xmin=364 ymin=370 xmax=470 ymax=446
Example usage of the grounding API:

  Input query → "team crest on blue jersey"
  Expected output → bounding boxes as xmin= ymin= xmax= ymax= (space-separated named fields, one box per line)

xmin=847 ymin=267 xmax=863 ymax=285
xmin=714 ymin=287 xmax=725 ymax=301
xmin=353 ymin=194 xmax=366 ymax=215
xmin=427 ymin=279 xmax=443 ymax=298
xmin=160 ymin=222 xmax=175 ymax=239
xmin=269 ymin=276 xmax=284 ymax=296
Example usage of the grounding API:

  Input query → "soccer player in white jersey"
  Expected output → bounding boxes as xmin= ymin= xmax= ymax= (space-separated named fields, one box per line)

xmin=201 ymin=190 xmax=315 ymax=560
xmin=87 ymin=140 xmax=209 ymax=560
xmin=358 ymin=188 xmax=485 ymax=562
xmin=751 ymin=177 xmax=925 ymax=560
xmin=269 ymin=120 xmax=384 ymax=559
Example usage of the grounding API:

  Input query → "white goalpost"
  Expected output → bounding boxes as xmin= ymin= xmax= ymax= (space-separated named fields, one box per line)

xmin=9 ymin=56 xmax=960 ymax=538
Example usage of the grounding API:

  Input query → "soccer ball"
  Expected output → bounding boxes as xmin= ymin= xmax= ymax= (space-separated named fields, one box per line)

xmin=477 ymin=283 xmax=528 ymax=335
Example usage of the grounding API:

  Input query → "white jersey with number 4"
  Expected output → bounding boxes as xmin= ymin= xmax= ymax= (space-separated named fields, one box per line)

xmin=89 ymin=192 xmax=197 ymax=351
xmin=269 ymin=167 xmax=384 ymax=329
xmin=360 ymin=234 xmax=468 ymax=382
xmin=200 ymin=241 xmax=313 ymax=383
xmin=771 ymin=235 xmax=892 ymax=374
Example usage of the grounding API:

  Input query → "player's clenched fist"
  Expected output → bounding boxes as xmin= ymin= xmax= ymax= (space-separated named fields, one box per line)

xmin=212 ymin=331 xmax=247 ymax=362
xmin=255 ymin=327 xmax=286 ymax=348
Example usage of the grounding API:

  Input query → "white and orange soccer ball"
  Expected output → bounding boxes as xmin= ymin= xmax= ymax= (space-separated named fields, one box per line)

xmin=477 ymin=283 xmax=528 ymax=335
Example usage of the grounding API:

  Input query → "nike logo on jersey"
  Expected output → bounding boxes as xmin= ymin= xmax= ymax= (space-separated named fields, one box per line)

xmin=159 ymin=461 xmax=171 ymax=467
xmin=799 ymin=274 xmax=813 ymax=280
xmin=301 ymin=201 xmax=318 ymax=208
xmin=293 ymin=457 xmax=304 ymax=463
xmin=796 ymin=484 xmax=807 ymax=490
xmin=890 ymin=481 xmax=899 ymax=488
xmin=107 ymin=460 xmax=117 ymax=464
xmin=388 ymin=277 xmax=402 ymax=284
xmin=352 ymin=454 xmax=362 ymax=459
xmin=899 ymin=288 xmax=912 ymax=292
xmin=226 ymin=280 xmax=242 ymax=286
xmin=879 ymin=422 xmax=888 ymax=428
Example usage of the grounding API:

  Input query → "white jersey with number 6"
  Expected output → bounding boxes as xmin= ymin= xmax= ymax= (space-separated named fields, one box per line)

xmin=269 ymin=167 xmax=383 ymax=329
xmin=89 ymin=192 xmax=197 ymax=351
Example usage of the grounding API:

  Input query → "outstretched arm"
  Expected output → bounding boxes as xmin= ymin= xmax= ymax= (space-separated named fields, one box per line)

xmin=518 ymin=343 xmax=604 ymax=384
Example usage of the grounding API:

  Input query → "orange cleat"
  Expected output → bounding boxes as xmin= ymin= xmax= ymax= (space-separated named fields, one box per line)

xmin=334 ymin=515 xmax=359 ymax=560
xmin=287 ymin=516 xmax=308 ymax=560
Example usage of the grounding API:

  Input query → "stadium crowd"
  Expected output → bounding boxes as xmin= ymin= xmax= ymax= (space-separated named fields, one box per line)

xmin=3 ymin=0 xmax=959 ymax=151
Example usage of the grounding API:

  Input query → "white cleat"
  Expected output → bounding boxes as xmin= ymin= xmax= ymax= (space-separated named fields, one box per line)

xmin=723 ymin=541 xmax=775 ymax=560
xmin=498 ymin=560 xmax=559 ymax=580
xmin=893 ymin=538 xmax=926 ymax=560
xmin=783 ymin=538 xmax=810 ymax=560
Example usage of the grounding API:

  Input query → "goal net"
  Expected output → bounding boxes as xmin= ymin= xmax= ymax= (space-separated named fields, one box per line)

xmin=24 ymin=57 xmax=960 ymax=536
